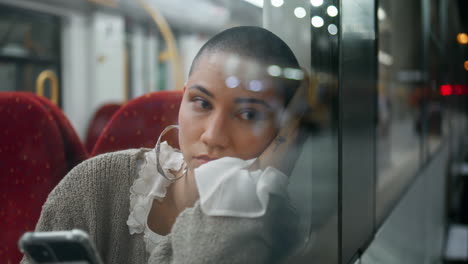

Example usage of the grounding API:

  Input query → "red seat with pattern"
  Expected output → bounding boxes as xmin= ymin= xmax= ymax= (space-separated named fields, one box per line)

xmin=85 ymin=103 xmax=121 ymax=153
xmin=26 ymin=93 xmax=89 ymax=171
xmin=91 ymin=90 xmax=183 ymax=156
xmin=0 ymin=92 xmax=67 ymax=264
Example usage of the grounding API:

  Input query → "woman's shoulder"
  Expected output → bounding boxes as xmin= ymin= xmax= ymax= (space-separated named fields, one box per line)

xmin=81 ymin=148 xmax=146 ymax=167
xmin=74 ymin=148 xmax=144 ymax=175
xmin=52 ymin=148 xmax=151 ymax=198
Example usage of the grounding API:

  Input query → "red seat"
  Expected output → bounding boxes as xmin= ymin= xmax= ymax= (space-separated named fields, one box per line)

xmin=91 ymin=90 xmax=183 ymax=156
xmin=25 ymin=93 xmax=89 ymax=171
xmin=85 ymin=103 xmax=121 ymax=153
xmin=0 ymin=92 xmax=67 ymax=264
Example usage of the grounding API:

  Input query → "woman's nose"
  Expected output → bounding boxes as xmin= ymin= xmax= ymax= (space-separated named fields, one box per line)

xmin=200 ymin=112 xmax=229 ymax=149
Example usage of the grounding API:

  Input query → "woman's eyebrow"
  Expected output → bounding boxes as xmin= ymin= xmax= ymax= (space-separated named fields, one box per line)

xmin=234 ymin=98 xmax=272 ymax=109
xmin=189 ymin=85 xmax=214 ymax=98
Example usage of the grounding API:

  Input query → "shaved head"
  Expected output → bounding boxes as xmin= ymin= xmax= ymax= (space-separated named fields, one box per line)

xmin=188 ymin=26 xmax=301 ymax=105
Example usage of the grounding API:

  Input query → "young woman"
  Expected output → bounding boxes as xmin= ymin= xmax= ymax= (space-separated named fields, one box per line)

xmin=22 ymin=26 xmax=308 ymax=264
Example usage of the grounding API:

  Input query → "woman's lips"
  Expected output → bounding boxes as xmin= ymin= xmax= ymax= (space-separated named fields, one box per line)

xmin=194 ymin=155 xmax=218 ymax=165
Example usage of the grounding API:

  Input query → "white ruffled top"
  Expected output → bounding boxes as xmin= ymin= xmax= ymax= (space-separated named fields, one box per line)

xmin=127 ymin=142 xmax=289 ymax=254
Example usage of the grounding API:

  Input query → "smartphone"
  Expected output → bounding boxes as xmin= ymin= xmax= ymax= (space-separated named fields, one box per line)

xmin=18 ymin=229 xmax=103 ymax=264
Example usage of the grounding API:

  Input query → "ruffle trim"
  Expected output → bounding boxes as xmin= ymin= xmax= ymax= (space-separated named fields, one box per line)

xmin=127 ymin=142 xmax=184 ymax=235
xmin=194 ymin=157 xmax=289 ymax=218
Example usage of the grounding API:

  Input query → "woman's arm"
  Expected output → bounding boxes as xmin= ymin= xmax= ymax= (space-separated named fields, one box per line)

xmin=19 ymin=165 xmax=93 ymax=264
xmin=20 ymin=150 xmax=141 ymax=264
xmin=148 ymin=197 xmax=298 ymax=264
xmin=253 ymin=70 xmax=311 ymax=176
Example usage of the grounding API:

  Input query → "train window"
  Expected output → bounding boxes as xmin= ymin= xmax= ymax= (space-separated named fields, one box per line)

xmin=425 ymin=46 xmax=445 ymax=155
xmin=421 ymin=0 xmax=442 ymax=156
xmin=0 ymin=6 xmax=60 ymax=59
xmin=0 ymin=5 xmax=61 ymax=102
xmin=262 ymin=1 xmax=339 ymax=262
xmin=376 ymin=0 xmax=425 ymax=220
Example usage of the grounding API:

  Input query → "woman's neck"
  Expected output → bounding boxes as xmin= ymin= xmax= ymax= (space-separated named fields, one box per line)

xmin=169 ymin=169 xmax=199 ymax=212
xmin=147 ymin=169 xmax=199 ymax=235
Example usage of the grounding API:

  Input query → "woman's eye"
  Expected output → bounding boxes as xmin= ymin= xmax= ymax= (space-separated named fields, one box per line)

xmin=192 ymin=97 xmax=212 ymax=110
xmin=238 ymin=110 xmax=263 ymax=121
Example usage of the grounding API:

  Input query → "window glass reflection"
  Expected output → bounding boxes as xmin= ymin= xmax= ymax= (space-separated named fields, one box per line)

xmin=0 ymin=0 xmax=339 ymax=263
xmin=0 ymin=6 xmax=60 ymax=59
xmin=376 ymin=0 xmax=423 ymax=218
xmin=0 ymin=5 xmax=61 ymax=98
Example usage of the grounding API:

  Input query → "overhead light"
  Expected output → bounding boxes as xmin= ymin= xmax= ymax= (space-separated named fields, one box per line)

xmin=248 ymin=80 xmax=264 ymax=92
xmin=328 ymin=24 xmax=338 ymax=35
xmin=283 ymin=68 xmax=304 ymax=80
xmin=225 ymin=76 xmax=240 ymax=88
xmin=294 ymin=7 xmax=307 ymax=18
xmin=310 ymin=0 xmax=323 ymax=7
xmin=267 ymin=65 xmax=282 ymax=77
xmin=327 ymin=5 xmax=338 ymax=17
xmin=271 ymin=0 xmax=284 ymax=7
xmin=243 ymin=0 xmax=263 ymax=8
xmin=311 ymin=16 xmax=324 ymax=28
xmin=457 ymin=33 xmax=468 ymax=44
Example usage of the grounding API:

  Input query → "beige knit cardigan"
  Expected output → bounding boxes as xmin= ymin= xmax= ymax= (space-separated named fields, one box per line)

xmin=21 ymin=149 xmax=298 ymax=264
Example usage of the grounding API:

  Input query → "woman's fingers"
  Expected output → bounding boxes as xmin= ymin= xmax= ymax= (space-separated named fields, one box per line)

xmin=254 ymin=69 xmax=311 ymax=175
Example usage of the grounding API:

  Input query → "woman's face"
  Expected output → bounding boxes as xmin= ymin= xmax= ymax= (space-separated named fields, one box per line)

xmin=178 ymin=52 xmax=284 ymax=170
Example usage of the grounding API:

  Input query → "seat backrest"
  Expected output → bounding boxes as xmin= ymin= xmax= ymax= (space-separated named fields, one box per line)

xmin=85 ymin=103 xmax=121 ymax=153
xmin=0 ymin=92 xmax=67 ymax=264
xmin=24 ymin=93 xmax=88 ymax=171
xmin=91 ymin=90 xmax=183 ymax=156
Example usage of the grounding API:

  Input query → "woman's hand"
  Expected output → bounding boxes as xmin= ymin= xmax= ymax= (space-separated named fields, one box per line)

xmin=252 ymin=69 xmax=311 ymax=176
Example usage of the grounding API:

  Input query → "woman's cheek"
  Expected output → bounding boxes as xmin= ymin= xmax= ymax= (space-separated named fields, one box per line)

xmin=230 ymin=129 xmax=262 ymax=158
xmin=250 ymin=123 xmax=278 ymax=154
xmin=179 ymin=109 xmax=202 ymax=149
xmin=178 ymin=104 xmax=192 ymax=151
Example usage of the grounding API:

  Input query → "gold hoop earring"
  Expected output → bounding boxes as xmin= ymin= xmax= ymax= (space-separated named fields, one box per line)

xmin=154 ymin=125 xmax=187 ymax=182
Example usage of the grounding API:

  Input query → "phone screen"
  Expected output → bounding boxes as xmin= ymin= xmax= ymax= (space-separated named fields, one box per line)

xmin=24 ymin=241 xmax=94 ymax=264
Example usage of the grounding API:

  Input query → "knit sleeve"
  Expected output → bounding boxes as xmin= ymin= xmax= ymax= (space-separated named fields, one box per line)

xmin=20 ymin=149 xmax=148 ymax=264
xmin=39 ymin=166 xmax=97 ymax=230
xmin=19 ymin=155 xmax=107 ymax=264
xmin=148 ymin=196 xmax=299 ymax=264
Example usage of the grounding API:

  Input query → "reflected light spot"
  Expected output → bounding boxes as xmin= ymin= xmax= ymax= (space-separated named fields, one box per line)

xmin=310 ymin=0 xmax=323 ymax=7
xmin=327 ymin=5 xmax=338 ymax=17
xmin=378 ymin=50 xmax=393 ymax=65
xmin=226 ymin=76 xmax=240 ymax=88
xmin=311 ymin=16 xmax=324 ymax=27
xmin=283 ymin=68 xmax=304 ymax=80
xmin=294 ymin=7 xmax=307 ymax=18
xmin=328 ymin=24 xmax=338 ymax=35
xmin=439 ymin=85 xmax=468 ymax=96
xmin=440 ymin=85 xmax=452 ymax=96
xmin=377 ymin=7 xmax=387 ymax=21
xmin=464 ymin=60 xmax=468 ymax=71
xmin=271 ymin=0 xmax=284 ymax=7
xmin=225 ymin=55 xmax=241 ymax=75
xmin=267 ymin=65 xmax=282 ymax=77
xmin=458 ymin=33 xmax=468 ymax=44
xmin=248 ymin=80 xmax=264 ymax=92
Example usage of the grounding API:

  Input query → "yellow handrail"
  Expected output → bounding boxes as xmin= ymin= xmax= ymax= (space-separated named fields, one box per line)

xmin=35 ymin=70 xmax=59 ymax=105
xmin=136 ymin=0 xmax=184 ymax=90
